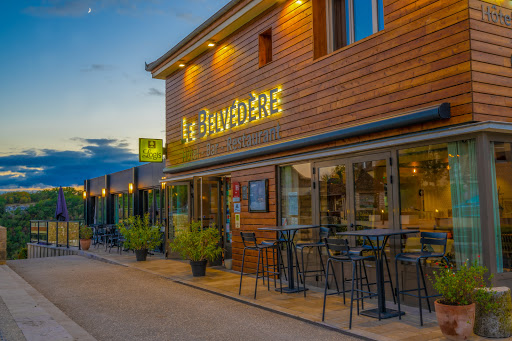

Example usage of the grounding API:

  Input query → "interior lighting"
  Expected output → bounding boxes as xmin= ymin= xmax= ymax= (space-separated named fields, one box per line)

xmin=161 ymin=182 xmax=166 ymax=190
xmin=413 ymin=168 xmax=417 ymax=173
xmin=128 ymin=183 xmax=134 ymax=194
xmin=101 ymin=188 xmax=106 ymax=197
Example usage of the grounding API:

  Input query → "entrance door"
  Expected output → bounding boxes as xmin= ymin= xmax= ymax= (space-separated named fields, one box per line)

xmin=315 ymin=152 xmax=393 ymax=232
xmin=166 ymin=182 xmax=191 ymax=257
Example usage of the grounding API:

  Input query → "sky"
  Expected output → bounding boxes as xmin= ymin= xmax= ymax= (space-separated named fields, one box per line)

xmin=0 ymin=0 xmax=230 ymax=192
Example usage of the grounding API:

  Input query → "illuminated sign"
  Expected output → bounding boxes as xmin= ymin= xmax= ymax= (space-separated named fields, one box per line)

xmin=139 ymin=138 xmax=163 ymax=163
xmin=182 ymin=87 xmax=282 ymax=143
xmin=481 ymin=3 xmax=512 ymax=26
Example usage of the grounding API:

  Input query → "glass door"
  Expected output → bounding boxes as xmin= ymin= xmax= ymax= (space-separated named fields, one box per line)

xmin=166 ymin=182 xmax=191 ymax=257
xmin=315 ymin=152 xmax=393 ymax=232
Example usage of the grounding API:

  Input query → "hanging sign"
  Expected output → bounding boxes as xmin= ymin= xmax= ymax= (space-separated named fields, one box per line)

xmin=139 ymin=138 xmax=164 ymax=163
xmin=233 ymin=182 xmax=241 ymax=202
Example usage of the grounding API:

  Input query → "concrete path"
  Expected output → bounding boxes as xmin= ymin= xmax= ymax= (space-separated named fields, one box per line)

xmin=0 ymin=264 xmax=95 ymax=341
xmin=9 ymin=256 xmax=363 ymax=341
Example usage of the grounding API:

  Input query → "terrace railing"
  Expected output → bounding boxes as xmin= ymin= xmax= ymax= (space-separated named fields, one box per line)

xmin=30 ymin=220 xmax=84 ymax=249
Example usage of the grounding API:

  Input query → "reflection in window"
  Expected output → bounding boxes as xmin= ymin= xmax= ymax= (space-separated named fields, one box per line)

xmin=399 ymin=140 xmax=481 ymax=267
xmin=491 ymin=142 xmax=512 ymax=272
xmin=319 ymin=165 xmax=347 ymax=233
xmin=280 ymin=164 xmax=312 ymax=226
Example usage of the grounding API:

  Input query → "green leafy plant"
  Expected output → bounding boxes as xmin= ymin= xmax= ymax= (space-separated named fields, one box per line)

xmin=169 ymin=221 xmax=222 ymax=262
xmin=118 ymin=214 xmax=162 ymax=251
xmin=430 ymin=258 xmax=497 ymax=313
xmin=79 ymin=225 xmax=93 ymax=240
xmin=17 ymin=247 xmax=28 ymax=259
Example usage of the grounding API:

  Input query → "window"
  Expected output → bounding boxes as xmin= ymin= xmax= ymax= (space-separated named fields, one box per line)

xmin=280 ymin=164 xmax=312 ymax=225
xmin=258 ymin=28 xmax=272 ymax=67
xmin=398 ymin=140 xmax=482 ymax=268
xmin=326 ymin=0 xmax=384 ymax=53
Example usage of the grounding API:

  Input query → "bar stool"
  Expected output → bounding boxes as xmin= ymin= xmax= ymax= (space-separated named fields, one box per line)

xmin=395 ymin=232 xmax=449 ymax=326
xmin=322 ymin=238 xmax=378 ymax=329
xmin=296 ymin=226 xmax=331 ymax=297
xmin=349 ymin=236 xmax=396 ymax=303
xmin=239 ymin=232 xmax=282 ymax=299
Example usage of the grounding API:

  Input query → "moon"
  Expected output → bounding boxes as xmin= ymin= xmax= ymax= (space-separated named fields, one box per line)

xmin=88 ymin=8 xmax=91 ymax=13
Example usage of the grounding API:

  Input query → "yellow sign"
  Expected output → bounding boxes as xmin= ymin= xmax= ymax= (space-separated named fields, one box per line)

xmin=182 ymin=87 xmax=282 ymax=143
xmin=139 ymin=138 xmax=163 ymax=163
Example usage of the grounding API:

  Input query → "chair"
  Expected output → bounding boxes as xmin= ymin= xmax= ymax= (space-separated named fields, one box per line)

xmin=93 ymin=225 xmax=106 ymax=248
xmin=395 ymin=232 xmax=449 ymax=326
xmin=295 ymin=226 xmax=331 ymax=297
xmin=239 ymin=232 xmax=282 ymax=299
xmin=349 ymin=236 xmax=396 ymax=304
xmin=322 ymin=238 xmax=378 ymax=329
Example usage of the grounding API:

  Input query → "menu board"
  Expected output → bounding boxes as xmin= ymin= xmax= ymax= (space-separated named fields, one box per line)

xmin=248 ymin=179 xmax=269 ymax=212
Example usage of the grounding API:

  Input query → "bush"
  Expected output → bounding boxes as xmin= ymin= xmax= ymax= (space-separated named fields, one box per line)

xmin=79 ymin=225 xmax=93 ymax=240
xmin=17 ymin=247 xmax=28 ymax=259
xmin=118 ymin=214 xmax=162 ymax=251
xmin=169 ymin=221 xmax=222 ymax=262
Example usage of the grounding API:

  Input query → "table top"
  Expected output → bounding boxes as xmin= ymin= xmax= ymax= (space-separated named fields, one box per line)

xmin=337 ymin=229 xmax=419 ymax=237
xmin=258 ymin=225 xmax=320 ymax=231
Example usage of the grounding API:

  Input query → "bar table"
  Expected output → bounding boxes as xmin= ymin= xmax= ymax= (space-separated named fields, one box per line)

xmin=337 ymin=229 xmax=419 ymax=319
xmin=258 ymin=225 xmax=320 ymax=293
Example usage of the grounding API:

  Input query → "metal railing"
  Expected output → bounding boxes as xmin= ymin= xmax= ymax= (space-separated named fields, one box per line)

xmin=30 ymin=220 xmax=84 ymax=248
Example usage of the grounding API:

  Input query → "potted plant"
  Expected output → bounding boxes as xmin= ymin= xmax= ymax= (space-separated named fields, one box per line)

xmin=430 ymin=258 xmax=496 ymax=341
xmin=79 ymin=225 xmax=93 ymax=251
xmin=118 ymin=214 xmax=162 ymax=261
xmin=169 ymin=221 xmax=222 ymax=277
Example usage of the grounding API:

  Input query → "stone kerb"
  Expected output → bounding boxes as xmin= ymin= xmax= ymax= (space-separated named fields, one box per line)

xmin=0 ymin=226 xmax=6 ymax=265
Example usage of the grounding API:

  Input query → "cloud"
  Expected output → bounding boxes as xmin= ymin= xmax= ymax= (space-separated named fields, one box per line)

xmin=0 ymin=138 xmax=140 ymax=191
xmin=147 ymin=87 xmax=164 ymax=96
xmin=80 ymin=64 xmax=114 ymax=72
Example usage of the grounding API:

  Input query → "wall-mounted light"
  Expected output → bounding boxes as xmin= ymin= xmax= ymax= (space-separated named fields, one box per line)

xmin=83 ymin=191 xmax=87 ymax=200
xmin=296 ymin=0 xmax=303 ymax=4
xmin=178 ymin=62 xmax=186 ymax=68
xmin=102 ymin=188 xmax=106 ymax=197
xmin=128 ymin=183 xmax=134 ymax=194
xmin=413 ymin=168 xmax=417 ymax=174
xmin=161 ymin=182 xmax=166 ymax=190
xmin=207 ymin=41 xmax=215 ymax=47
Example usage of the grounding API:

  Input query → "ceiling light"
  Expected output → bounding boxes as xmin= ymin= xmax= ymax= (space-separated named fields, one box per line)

xmin=208 ymin=42 xmax=215 ymax=47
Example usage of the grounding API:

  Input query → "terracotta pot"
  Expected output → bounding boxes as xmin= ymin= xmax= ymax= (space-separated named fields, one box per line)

xmin=80 ymin=239 xmax=91 ymax=251
xmin=435 ymin=300 xmax=475 ymax=341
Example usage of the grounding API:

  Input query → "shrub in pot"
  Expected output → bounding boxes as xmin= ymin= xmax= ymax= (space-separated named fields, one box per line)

xmin=169 ymin=221 xmax=222 ymax=277
xmin=79 ymin=225 xmax=93 ymax=251
xmin=430 ymin=258 xmax=496 ymax=341
xmin=118 ymin=214 xmax=162 ymax=261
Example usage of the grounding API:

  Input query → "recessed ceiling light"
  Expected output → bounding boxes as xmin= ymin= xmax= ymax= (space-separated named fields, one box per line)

xmin=208 ymin=42 xmax=215 ymax=47
xmin=179 ymin=63 xmax=186 ymax=67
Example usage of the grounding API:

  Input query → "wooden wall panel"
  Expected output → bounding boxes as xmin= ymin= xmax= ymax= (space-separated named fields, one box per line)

xmin=469 ymin=0 xmax=512 ymax=122
xmin=164 ymin=0 xmax=473 ymax=170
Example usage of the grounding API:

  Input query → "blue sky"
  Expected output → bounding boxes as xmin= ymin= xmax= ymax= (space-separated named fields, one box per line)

xmin=0 ymin=0 xmax=229 ymax=191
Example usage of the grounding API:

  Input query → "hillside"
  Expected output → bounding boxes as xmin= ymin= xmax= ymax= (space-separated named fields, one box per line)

xmin=0 ymin=188 xmax=83 ymax=259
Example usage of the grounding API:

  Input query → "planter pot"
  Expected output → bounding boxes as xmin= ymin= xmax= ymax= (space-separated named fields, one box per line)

xmin=435 ymin=300 xmax=475 ymax=341
xmin=135 ymin=249 xmax=148 ymax=262
xmin=80 ymin=239 xmax=91 ymax=251
xmin=190 ymin=260 xmax=207 ymax=277
xmin=474 ymin=287 xmax=512 ymax=338
xmin=224 ymin=259 xmax=233 ymax=270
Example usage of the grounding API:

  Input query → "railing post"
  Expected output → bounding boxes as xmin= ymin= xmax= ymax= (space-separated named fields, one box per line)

xmin=67 ymin=222 xmax=69 ymax=248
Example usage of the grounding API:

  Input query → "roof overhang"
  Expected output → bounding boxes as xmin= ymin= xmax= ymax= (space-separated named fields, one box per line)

xmin=146 ymin=0 xmax=282 ymax=80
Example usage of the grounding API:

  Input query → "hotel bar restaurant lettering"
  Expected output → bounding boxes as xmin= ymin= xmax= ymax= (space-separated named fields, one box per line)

xmin=83 ymin=0 xmax=512 ymax=300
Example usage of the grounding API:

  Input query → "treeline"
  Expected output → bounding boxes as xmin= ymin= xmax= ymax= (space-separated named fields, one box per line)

xmin=0 ymin=188 xmax=83 ymax=259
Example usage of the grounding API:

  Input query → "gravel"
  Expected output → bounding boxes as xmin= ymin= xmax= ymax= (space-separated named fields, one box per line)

xmin=9 ymin=256 xmax=364 ymax=341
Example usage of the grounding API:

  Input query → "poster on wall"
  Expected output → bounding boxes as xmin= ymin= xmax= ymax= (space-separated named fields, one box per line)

xmin=235 ymin=214 xmax=240 ymax=229
xmin=234 ymin=203 xmax=241 ymax=213
xmin=248 ymin=179 xmax=269 ymax=213
xmin=233 ymin=182 xmax=240 ymax=202
xmin=288 ymin=192 xmax=298 ymax=216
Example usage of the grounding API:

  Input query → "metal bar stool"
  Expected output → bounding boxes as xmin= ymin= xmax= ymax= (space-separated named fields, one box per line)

xmin=296 ymin=226 xmax=331 ymax=297
xmin=239 ymin=232 xmax=282 ymax=299
xmin=322 ymin=238 xmax=378 ymax=329
xmin=395 ymin=232 xmax=449 ymax=326
xmin=349 ymin=236 xmax=396 ymax=304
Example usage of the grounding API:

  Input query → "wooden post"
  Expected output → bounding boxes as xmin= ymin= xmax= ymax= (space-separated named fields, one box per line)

xmin=0 ymin=226 xmax=6 ymax=265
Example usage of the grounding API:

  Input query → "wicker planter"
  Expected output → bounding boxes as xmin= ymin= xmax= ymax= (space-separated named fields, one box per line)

xmin=435 ymin=301 xmax=475 ymax=341
xmin=80 ymin=239 xmax=91 ymax=251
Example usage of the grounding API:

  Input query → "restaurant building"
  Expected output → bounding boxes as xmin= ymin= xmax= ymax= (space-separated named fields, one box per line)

xmin=144 ymin=0 xmax=512 ymax=290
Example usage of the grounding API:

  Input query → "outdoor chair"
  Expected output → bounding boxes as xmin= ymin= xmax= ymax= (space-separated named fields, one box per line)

xmin=295 ymin=226 xmax=331 ymax=297
xmin=322 ymin=238 xmax=378 ymax=329
xmin=93 ymin=225 xmax=106 ymax=248
xmin=395 ymin=232 xmax=449 ymax=326
xmin=239 ymin=232 xmax=282 ymax=299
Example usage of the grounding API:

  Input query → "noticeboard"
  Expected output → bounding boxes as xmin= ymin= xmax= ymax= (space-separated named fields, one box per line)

xmin=248 ymin=179 xmax=269 ymax=213
xmin=139 ymin=138 xmax=164 ymax=163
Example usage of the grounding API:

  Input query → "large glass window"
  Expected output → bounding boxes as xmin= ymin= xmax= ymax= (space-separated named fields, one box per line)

xmin=491 ymin=142 xmax=512 ymax=272
xmin=280 ymin=164 xmax=312 ymax=226
xmin=169 ymin=184 xmax=190 ymax=240
xmin=319 ymin=164 xmax=347 ymax=232
xmin=329 ymin=0 xmax=384 ymax=52
xmin=399 ymin=141 xmax=482 ymax=268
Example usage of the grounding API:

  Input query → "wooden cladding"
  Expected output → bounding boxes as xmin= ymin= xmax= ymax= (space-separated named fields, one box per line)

xmin=312 ymin=0 xmax=327 ymax=59
xmin=259 ymin=28 xmax=273 ymax=67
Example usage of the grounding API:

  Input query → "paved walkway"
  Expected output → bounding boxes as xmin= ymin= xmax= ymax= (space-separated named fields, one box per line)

xmin=9 ymin=256 xmax=362 ymax=341
xmin=75 ymin=247 xmax=501 ymax=341
xmin=0 ymin=264 xmax=95 ymax=341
